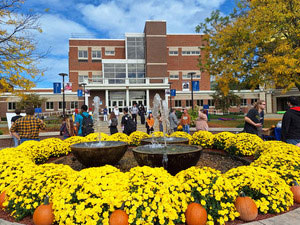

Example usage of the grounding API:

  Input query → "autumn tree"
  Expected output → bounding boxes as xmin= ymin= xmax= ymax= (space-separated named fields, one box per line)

xmin=16 ymin=93 xmax=47 ymax=109
xmin=0 ymin=0 xmax=44 ymax=93
xmin=197 ymin=0 xmax=300 ymax=94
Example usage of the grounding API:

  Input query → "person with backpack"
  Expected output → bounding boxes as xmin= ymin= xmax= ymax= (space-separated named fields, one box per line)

xmin=108 ymin=111 xmax=118 ymax=135
xmin=60 ymin=116 xmax=75 ymax=139
xmin=121 ymin=108 xmax=136 ymax=136
xmin=75 ymin=105 xmax=94 ymax=136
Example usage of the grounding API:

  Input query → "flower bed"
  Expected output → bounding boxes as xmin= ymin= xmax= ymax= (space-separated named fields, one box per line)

xmin=0 ymin=131 xmax=299 ymax=225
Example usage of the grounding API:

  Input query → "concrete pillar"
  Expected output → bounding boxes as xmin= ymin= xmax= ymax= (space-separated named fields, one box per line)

xmin=146 ymin=89 xmax=150 ymax=112
xmin=126 ymin=89 xmax=129 ymax=108
xmin=266 ymin=92 xmax=273 ymax=113
xmin=105 ymin=89 xmax=109 ymax=110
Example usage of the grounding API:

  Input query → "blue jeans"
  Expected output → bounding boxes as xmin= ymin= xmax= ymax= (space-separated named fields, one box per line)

xmin=183 ymin=125 xmax=190 ymax=134
xmin=12 ymin=136 xmax=19 ymax=147
xmin=286 ymin=139 xmax=300 ymax=145
xmin=20 ymin=138 xmax=40 ymax=144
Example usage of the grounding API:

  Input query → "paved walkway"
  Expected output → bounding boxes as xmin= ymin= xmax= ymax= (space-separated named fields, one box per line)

xmin=0 ymin=207 xmax=299 ymax=224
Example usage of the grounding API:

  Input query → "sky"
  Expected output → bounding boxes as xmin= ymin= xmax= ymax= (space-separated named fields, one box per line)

xmin=19 ymin=0 xmax=236 ymax=88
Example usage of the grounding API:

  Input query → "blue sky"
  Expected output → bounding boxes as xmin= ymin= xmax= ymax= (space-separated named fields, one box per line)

xmin=21 ymin=0 xmax=236 ymax=88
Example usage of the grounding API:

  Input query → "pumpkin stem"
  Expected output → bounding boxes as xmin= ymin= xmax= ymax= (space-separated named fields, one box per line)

xmin=43 ymin=195 xmax=50 ymax=205
xmin=239 ymin=191 xmax=246 ymax=197
xmin=292 ymin=181 xmax=299 ymax=186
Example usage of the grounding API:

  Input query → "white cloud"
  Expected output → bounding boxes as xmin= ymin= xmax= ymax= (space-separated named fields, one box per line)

xmin=77 ymin=0 xmax=227 ymax=37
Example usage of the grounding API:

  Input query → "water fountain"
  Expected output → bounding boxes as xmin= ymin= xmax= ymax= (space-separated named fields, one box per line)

xmin=132 ymin=93 xmax=202 ymax=175
xmin=70 ymin=96 xmax=128 ymax=167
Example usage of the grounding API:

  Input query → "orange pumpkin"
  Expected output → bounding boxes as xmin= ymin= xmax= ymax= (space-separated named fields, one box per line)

xmin=185 ymin=202 xmax=207 ymax=225
xmin=33 ymin=196 xmax=54 ymax=225
xmin=0 ymin=191 xmax=6 ymax=209
xmin=109 ymin=209 xmax=129 ymax=225
xmin=235 ymin=192 xmax=258 ymax=222
xmin=291 ymin=181 xmax=300 ymax=203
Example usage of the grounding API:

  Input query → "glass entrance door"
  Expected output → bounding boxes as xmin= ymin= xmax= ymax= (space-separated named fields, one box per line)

xmin=111 ymin=100 xmax=125 ymax=113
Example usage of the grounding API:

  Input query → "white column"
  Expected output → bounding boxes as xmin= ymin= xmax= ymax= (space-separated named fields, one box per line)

xmin=105 ymin=90 xmax=109 ymax=108
xmin=126 ymin=89 xmax=129 ymax=108
xmin=146 ymin=89 xmax=150 ymax=113
xmin=266 ymin=92 xmax=272 ymax=113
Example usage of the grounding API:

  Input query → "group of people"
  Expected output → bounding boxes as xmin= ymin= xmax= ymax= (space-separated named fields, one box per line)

xmin=9 ymin=96 xmax=300 ymax=147
xmin=243 ymin=96 xmax=300 ymax=147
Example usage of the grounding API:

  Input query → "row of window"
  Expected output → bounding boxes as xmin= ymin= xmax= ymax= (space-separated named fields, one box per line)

xmin=169 ymin=50 xmax=200 ymax=56
xmin=170 ymin=74 xmax=201 ymax=80
xmin=7 ymin=102 xmax=79 ymax=111
xmin=78 ymin=50 xmax=115 ymax=60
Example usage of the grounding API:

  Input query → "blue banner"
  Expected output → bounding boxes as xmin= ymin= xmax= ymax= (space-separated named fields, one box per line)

xmin=53 ymin=82 xmax=61 ymax=94
xmin=77 ymin=89 xmax=83 ymax=97
xmin=203 ymin=104 xmax=209 ymax=109
xmin=170 ymin=89 xmax=176 ymax=97
xmin=34 ymin=108 xmax=42 ymax=113
xmin=192 ymin=81 xmax=199 ymax=91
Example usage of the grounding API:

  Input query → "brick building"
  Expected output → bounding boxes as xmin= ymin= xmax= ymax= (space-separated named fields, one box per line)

xmin=0 ymin=20 xmax=298 ymax=118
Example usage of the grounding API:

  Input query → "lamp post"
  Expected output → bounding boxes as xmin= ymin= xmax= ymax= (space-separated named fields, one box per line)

xmin=188 ymin=72 xmax=196 ymax=110
xmin=168 ymin=82 xmax=172 ymax=111
xmin=80 ymin=83 xmax=87 ymax=105
xmin=59 ymin=73 xmax=68 ymax=117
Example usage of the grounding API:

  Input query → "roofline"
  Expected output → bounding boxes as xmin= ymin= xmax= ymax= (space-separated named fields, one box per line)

xmin=167 ymin=33 xmax=204 ymax=35
xmin=69 ymin=38 xmax=125 ymax=41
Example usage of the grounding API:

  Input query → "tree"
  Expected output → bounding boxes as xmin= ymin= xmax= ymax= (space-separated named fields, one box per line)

xmin=0 ymin=0 xmax=44 ymax=94
xmin=196 ymin=0 xmax=300 ymax=95
xmin=16 ymin=93 xmax=47 ymax=109
xmin=211 ymin=84 xmax=241 ymax=114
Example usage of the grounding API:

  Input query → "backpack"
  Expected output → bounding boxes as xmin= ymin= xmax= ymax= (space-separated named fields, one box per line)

xmin=81 ymin=113 xmax=94 ymax=136
xmin=126 ymin=115 xmax=137 ymax=134
xmin=111 ymin=118 xmax=118 ymax=127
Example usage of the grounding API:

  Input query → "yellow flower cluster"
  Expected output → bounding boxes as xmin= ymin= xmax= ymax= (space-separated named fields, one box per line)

xmin=85 ymin=132 xmax=109 ymax=141
xmin=169 ymin=131 xmax=192 ymax=144
xmin=191 ymin=131 xmax=214 ymax=148
xmin=53 ymin=166 xmax=129 ymax=225
xmin=110 ymin=132 xmax=131 ymax=144
xmin=176 ymin=167 xmax=238 ymax=225
xmin=125 ymin=166 xmax=186 ymax=225
xmin=224 ymin=133 xmax=263 ymax=156
xmin=152 ymin=131 xmax=167 ymax=137
xmin=129 ymin=131 xmax=150 ymax=146
xmin=224 ymin=166 xmax=294 ymax=214
xmin=213 ymin=132 xmax=236 ymax=150
xmin=17 ymin=138 xmax=70 ymax=163
xmin=252 ymin=141 xmax=300 ymax=185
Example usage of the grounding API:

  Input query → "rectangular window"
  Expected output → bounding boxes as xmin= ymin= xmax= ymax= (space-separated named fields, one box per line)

xmin=182 ymin=51 xmax=200 ymax=55
xmin=186 ymin=100 xmax=192 ymax=107
xmin=8 ymin=102 xmax=16 ymax=111
xmin=46 ymin=102 xmax=54 ymax=110
xmin=78 ymin=75 xmax=89 ymax=84
xmin=105 ymin=50 xmax=115 ymax=55
xmin=182 ymin=73 xmax=201 ymax=79
xmin=104 ymin=63 xmax=126 ymax=84
xmin=208 ymin=100 xmax=215 ymax=106
xmin=197 ymin=100 xmax=203 ymax=106
xmin=169 ymin=74 xmax=179 ymax=80
xmin=127 ymin=36 xmax=145 ymax=59
xmin=251 ymin=98 xmax=258 ymax=105
xmin=175 ymin=100 xmax=182 ymax=107
xmin=59 ymin=101 xmax=63 ymax=110
xmin=70 ymin=101 xmax=78 ymax=109
xmin=169 ymin=51 xmax=178 ymax=55
xmin=241 ymin=99 xmax=247 ymax=106
xmin=78 ymin=50 xmax=88 ymax=59
xmin=92 ymin=50 xmax=101 ymax=59
xmin=92 ymin=75 xmax=102 ymax=83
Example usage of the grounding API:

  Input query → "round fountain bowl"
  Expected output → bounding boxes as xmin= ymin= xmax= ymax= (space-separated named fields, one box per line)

xmin=141 ymin=137 xmax=189 ymax=145
xmin=70 ymin=141 xmax=128 ymax=167
xmin=132 ymin=144 xmax=202 ymax=175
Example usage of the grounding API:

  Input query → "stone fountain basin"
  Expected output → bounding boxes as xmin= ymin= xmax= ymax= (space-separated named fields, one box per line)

xmin=132 ymin=144 xmax=202 ymax=175
xmin=70 ymin=141 xmax=128 ymax=167
xmin=140 ymin=137 xmax=189 ymax=145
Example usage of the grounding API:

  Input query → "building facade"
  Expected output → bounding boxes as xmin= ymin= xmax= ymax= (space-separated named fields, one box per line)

xmin=0 ymin=20 xmax=299 ymax=118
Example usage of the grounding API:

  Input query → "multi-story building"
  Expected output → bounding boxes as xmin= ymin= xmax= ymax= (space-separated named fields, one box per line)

xmin=0 ymin=20 xmax=299 ymax=118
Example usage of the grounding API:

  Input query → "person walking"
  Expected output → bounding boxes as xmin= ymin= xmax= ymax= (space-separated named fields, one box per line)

xmin=131 ymin=103 xmax=139 ymax=124
xmin=60 ymin=116 xmax=75 ymax=139
xmin=10 ymin=108 xmax=23 ymax=146
xmin=10 ymin=106 xmax=45 ymax=144
xmin=139 ymin=104 xmax=146 ymax=124
xmin=103 ymin=106 xmax=108 ymax=122
xmin=108 ymin=111 xmax=118 ymax=135
xmin=169 ymin=109 xmax=179 ymax=133
xmin=180 ymin=109 xmax=191 ymax=134
xmin=281 ymin=96 xmax=300 ymax=146
xmin=114 ymin=105 xmax=120 ymax=121
xmin=195 ymin=109 xmax=208 ymax=131
xmin=243 ymin=100 xmax=265 ymax=136
xmin=146 ymin=113 xmax=155 ymax=134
